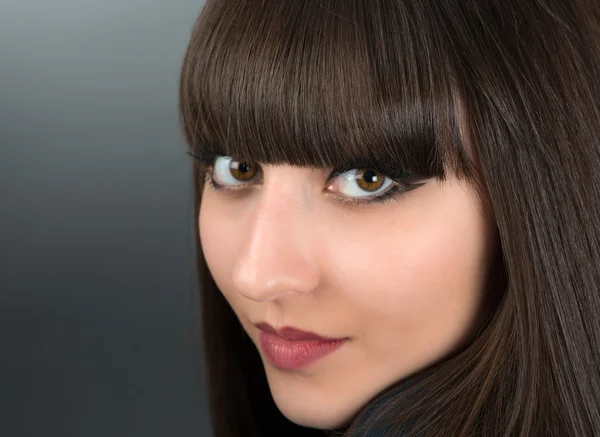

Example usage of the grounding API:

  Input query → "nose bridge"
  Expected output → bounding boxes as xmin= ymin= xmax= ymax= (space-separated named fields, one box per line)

xmin=231 ymin=174 xmax=320 ymax=302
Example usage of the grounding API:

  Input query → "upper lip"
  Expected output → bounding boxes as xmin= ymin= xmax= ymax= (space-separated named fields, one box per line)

xmin=255 ymin=322 xmax=343 ymax=341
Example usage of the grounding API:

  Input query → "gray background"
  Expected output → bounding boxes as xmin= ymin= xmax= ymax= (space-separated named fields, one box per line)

xmin=0 ymin=0 xmax=212 ymax=435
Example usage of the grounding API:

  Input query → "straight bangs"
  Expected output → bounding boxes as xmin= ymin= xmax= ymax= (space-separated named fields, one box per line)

xmin=180 ymin=0 xmax=477 ymax=181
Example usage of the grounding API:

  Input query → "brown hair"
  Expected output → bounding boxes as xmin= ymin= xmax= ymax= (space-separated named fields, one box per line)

xmin=179 ymin=1 xmax=600 ymax=436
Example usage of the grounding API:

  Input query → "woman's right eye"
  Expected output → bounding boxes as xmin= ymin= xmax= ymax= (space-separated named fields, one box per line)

xmin=211 ymin=155 xmax=260 ymax=187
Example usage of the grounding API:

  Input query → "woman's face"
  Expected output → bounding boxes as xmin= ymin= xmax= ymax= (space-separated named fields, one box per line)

xmin=199 ymin=159 xmax=499 ymax=429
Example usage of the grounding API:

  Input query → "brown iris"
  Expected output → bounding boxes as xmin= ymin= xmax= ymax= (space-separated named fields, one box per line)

xmin=356 ymin=169 xmax=385 ymax=191
xmin=229 ymin=161 xmax=257 ymax=181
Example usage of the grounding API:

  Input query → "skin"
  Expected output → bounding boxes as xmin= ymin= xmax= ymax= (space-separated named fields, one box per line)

xmin=199 ymin=160 xmax=499 ymax=429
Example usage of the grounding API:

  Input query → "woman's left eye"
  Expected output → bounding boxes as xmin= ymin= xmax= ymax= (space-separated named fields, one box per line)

xmin=328 ymin=168 xmax=393 ymax=199
xmin=324 ymin=168 xmax=418 ymax=205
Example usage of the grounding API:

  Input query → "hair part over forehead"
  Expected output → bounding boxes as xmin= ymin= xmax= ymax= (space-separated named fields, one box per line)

xmin=180 ymin=0 xmax=482 ymax=188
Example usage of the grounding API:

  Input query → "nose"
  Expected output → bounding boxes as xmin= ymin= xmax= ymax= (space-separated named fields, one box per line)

xmin=231 ymin=176 xmax=321 ymax=303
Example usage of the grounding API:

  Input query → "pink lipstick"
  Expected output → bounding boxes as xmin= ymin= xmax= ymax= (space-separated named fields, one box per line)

xmin=256 ymin=323 xmax=348 ymax=371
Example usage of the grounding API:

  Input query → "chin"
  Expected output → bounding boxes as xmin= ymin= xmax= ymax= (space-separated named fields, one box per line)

xmin=268 ymin=381 xmax=360 ymax=430
xmin=276 ymin=402 xmax=355 ymax=430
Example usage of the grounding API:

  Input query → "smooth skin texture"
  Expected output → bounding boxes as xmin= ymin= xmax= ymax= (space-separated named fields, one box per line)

xmin=199 ymin=162 xmax=499 ymax=429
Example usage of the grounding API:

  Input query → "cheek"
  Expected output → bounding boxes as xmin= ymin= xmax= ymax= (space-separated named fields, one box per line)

xmin=198 ymin=197 xmax=238 ymax=294
xmin=326 ymin=190 xmax=493 ymax=357
xmin=391 ymin=216 xmax=488 ymax=316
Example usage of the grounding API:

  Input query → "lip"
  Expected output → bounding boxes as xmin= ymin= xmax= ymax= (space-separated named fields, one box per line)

xmin=256 ymin=322 xmax=349 ymax=370
xmin=255 ymin=322 xmax=341 ymax=341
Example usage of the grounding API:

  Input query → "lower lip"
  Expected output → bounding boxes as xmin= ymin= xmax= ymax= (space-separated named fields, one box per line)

xmin=258 ymin=331 xmax=348 ymax=371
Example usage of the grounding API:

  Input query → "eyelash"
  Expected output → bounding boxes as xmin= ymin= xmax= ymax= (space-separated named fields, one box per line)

xmin=187 ymin=151 xmax=422 ymax=206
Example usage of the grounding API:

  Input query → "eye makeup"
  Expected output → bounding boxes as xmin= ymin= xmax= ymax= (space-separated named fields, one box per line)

xmin=187 ymin=150 xmax=427 ymax=206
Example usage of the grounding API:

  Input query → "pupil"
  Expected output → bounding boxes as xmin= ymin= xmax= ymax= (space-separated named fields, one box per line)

xmin=364 ymin=170 xmax=377 ymax=183
xmin=239 ymin=163 xmax=250 ymax=172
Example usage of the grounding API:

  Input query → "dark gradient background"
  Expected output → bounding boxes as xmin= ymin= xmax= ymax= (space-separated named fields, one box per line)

xmin=1 ymin=0 xmax=212 ymax=435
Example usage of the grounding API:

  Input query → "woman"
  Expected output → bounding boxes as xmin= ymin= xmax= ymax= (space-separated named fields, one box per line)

xmin=179 ymin=1 xmax=600 ymax=436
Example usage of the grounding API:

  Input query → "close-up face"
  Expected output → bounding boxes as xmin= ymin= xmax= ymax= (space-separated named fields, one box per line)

xmin=199 ymin=159 xmax=500 ymax=430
